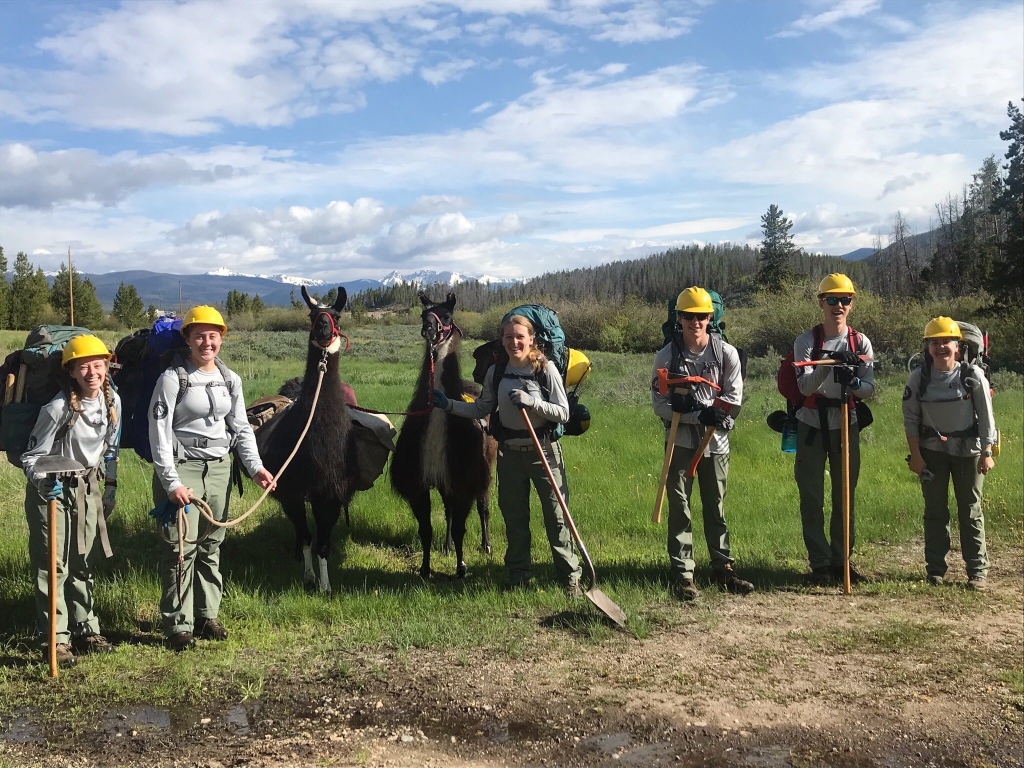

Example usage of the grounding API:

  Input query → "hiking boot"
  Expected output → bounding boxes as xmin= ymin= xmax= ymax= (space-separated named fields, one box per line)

xmin=808 ymin=567 xmax=836 ymax=586
xmin=72 ymin=634 xmax=113 ymax=655
xmin=712 ymin=565 xmax=754 ymax=595
xmin=195 ymin=618 xmax=228 ymax=641
xmin=927 ymin=574 xmax=944 ymax=586
xmin=166 ymin=632 xmax=196 ymax=653
xmin=565 ymin=582 xmax=585 ymax=601
xmin=831 ymin=563 xmax=867 ymax=585
xmin=671 ymin=578 xmax=699 ymax=602
xmin=44 ymin=643 xmax=76 ymax=667
xmin=967 ymin=577 xmax=988 ymax=592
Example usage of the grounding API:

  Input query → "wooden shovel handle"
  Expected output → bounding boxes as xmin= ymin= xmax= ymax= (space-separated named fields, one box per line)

xmin=652 ymin=412 xmax=680 ymax=524
xmin=686 ymin=427 xmax=716 ymax=479
xmin=48 ymin=498 xmax=58 ymax=679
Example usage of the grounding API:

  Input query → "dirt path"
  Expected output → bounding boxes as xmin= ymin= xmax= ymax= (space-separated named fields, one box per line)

xmin=4 ymin=550 xmax=1022 ymax=768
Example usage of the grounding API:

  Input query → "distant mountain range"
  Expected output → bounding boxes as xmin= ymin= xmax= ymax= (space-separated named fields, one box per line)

xmin=35 ymin=268 xmax=525 ymax=311
xmin=839 ymin=247 xmax=876 ymax=261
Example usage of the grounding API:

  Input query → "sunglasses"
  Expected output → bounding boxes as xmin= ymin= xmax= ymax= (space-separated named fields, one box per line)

xmin=823 ymin=296 xmax=853 ymax=307
xmin=678 ymin=312 xmax=710 ymax=322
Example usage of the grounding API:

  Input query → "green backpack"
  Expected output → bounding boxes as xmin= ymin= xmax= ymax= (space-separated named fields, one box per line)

xmin=0 ymin=325 xmax=94 ymax=467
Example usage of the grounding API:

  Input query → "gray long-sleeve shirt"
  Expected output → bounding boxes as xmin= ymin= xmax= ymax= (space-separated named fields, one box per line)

xmin=650 ymin=337 xmax=742 ymax=455
xmin=449 ymin=360 xmax=568 ymax=447
xmin=902 ymin=364 xmax=996 ymax=457
xmin=22 ymin=391 xmax=121 ymax=491
xmin=794 ymin=327 xmax=875 ymax=431
xmin=149 ymin=361 xmax=263 ymax=494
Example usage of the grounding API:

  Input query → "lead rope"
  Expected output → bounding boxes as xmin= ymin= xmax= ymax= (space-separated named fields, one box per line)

xmin=161 ymin=348 xmax=331 ymax=554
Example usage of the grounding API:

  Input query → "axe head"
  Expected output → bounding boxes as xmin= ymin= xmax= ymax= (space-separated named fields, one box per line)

xmin=32 ymin=455 xmax=86 ymax=478
xmin=656 ymin=368 xmax=722 ymax=396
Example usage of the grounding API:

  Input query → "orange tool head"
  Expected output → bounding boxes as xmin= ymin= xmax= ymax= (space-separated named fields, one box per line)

xmin=656 ymin=368 xmax=722 ymax=396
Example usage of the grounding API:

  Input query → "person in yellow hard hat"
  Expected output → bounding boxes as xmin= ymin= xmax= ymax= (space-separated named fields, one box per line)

xmin=21 ymin=335 xmax=121 ymax=666
xmin=903 ymin=317 xmax=996 ymax=591
xmin=651 ymin=287 xmax=752 ymax=601
xmin=793 ymin=274 xmax=875 ymax=585
xmin=149 ymin=306 xmax=275 ymax=652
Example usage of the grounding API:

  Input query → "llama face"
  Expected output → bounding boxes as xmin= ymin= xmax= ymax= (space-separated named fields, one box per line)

xmin=302 ymin=286 xmax=348 ymax=350
xmin=419 ymin=292 xmax=457 ymax=349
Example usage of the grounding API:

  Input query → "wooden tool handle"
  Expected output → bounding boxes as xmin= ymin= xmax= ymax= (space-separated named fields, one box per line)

xmin=3 ymin=373 xmax=14 ymax=404
xmin=652 ymin=412 xmax=680 ymax=524
xmin=14 ymin=364 xmax=27 ymax=403
xmin=840 ymin=397 xmax=852 ymax=595
xmin=48 ymin=498 xmax=58 ymax=679
xmin=686 ymin=427 xmax=716 ymax=479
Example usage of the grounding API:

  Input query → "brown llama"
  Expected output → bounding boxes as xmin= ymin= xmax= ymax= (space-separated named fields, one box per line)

xmin=391 ymin=292 xmax=496 ymax=578
xmin=256 ymin=286 xmax=358 ymax=595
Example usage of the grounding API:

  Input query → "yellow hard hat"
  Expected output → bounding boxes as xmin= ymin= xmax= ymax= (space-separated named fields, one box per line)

xmin=62 ymin=334 xmax=111 ymax=366
xmin=923 ymin=316 xmax=962 ymax=340
xmin=181 ymin=305 xmax=228 ymax=335
xmin=566 ymin=348 xmax=592 ymax=388
xmin=675 ymin=287 xmax=714 ymax=314
xmin=817 ymin=273 xmax=856 ymax=296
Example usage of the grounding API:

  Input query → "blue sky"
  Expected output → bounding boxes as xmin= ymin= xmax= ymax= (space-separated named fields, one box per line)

xmin=1 ymin=0 xmax=1020 ymax=281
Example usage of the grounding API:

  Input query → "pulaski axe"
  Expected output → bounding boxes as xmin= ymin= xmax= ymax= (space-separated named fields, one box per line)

xmin=652 ymin=369 xmax=719 ymax=524
xmin=33 ymin=455 xmax=86 ymax=678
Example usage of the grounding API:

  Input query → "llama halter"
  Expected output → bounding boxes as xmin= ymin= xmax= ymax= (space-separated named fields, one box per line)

xmin=426 ymin=311 xmax=462 ymax=349
xmin=313 ymin=311 xmax=351 ymax=352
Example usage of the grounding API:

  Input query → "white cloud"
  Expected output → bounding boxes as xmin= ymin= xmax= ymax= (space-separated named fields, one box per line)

xmin=471 ymin=100 xmax=495 ymax=113
xmin=362 ymin=211 xmax=525 ymax=262
xmin=0 ymin=143 xmax=240 ymax=208
xmin=507 ymin=26 xmax=568 ymax=53
xmin=592 ymin=1 xmax=698 ymax=43
xmin=538 ymin=216 xmax=749 ymax=244
xmin=420 ymin=58 xmax=478 ymax=85
xmin=773 ymin=0 xmax=882 ymax=38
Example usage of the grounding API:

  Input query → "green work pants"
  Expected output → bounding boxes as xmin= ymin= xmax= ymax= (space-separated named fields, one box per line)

xmin=496 ymin=441 xmax=581 ymax=587
xmin=794 ymin=420 xmax=860 ymax=571
xmin=920 ymin=447 xmax=989 ymax=579
xmin=25 ymin=482 xmax=101 ymax=646
xmin=666 ymin=446 xmax=733 ymax=581
xmin=154 ymin=457 xmax=231 ymax=637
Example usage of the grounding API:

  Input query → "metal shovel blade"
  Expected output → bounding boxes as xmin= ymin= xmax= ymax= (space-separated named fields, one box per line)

xmin=32 ymin=455 xmax=87 ymax=477
xmin=585 ymin=586 xmax=627 ymax=628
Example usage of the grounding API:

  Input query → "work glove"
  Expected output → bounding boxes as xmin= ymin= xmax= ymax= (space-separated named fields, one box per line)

xmin=430 ymin=389 xmax=450 ymax=411
xmin=829 ymin=350 xmax=862 ymax=366
xmin=833 ymin=366 xmax=860 ymax=388
xmin=507 ymin=389 xmax=536 ymax=409
xmin=102 ymin=487 xmax=116 ymax=519
xmin=698 ymin=407 xmax=734 ymax=431
xmin=42 ymin=478 xmax=63 ymax=501
xmin=149 ymin=499 xmax=178 ymax=527
xmin=670 ymin=392 xmax=701 ymax=413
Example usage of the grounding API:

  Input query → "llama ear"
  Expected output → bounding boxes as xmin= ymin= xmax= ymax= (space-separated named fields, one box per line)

xmin=445 ymin=292 xmax=456 ymax=310
xmin=301 ymin=285 xmax=318 ymax=310
xmin=419 ymin=292 xmax=433 ymax=308
xmin=332 ymin=287 xmax=347 ymax=313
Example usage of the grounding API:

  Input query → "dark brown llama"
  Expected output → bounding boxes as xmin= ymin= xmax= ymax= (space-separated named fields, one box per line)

xmin=391 ymin=292 xmax=496 ymax=579
xmin=256 ymin=286 xmax=358 ymax=595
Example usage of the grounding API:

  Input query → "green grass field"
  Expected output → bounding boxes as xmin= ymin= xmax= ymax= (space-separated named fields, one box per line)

xmin=0 ymin=325 xmax=1020 ymax=716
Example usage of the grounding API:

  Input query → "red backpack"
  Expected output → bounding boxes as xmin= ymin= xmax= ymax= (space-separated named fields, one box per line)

xmin=777 ymin=324 xmax=862 ymax=412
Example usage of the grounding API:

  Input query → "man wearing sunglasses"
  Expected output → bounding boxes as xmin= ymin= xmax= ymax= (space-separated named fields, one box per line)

xmin=651 ymin=286 xmax=752 ymax=601
xmin=793 ymin=273 xmax=875 ymax=585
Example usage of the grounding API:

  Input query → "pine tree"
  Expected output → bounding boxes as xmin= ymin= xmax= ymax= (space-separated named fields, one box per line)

xmin=10 ymin=252 xmax=51 ymax=330
xmin=251 ymin=294 xmax=264 ymax=318
xmin=990 ymin=99 xmax=1024 ymax=307
xmin=0 ymin=246 xmax=10 ymax=330
xmin=50 ymin=264 xmax=105 ymax=329
xmin=112 ymin=281 xmax=148 ymax=327
xmin=147 ymin=303 xmax=158 ymax=322
xmin=757 ymin=204 xmax=795 ymax=292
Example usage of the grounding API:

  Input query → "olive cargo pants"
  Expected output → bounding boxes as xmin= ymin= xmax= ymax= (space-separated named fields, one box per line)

xmin=794 ymin=420 xmax=860 ymax=571
xmin=920 ymin=447 xmax=989 ymax=579
xmin=25 ymin=482 xmax=103 ymax=646
xmin=666 ymin=446 xmax=733 ymax=581
xmin=496 ymin=440 xmax=581 ymax=587
xmin=154 ymin=457 xmax=231 ymax=637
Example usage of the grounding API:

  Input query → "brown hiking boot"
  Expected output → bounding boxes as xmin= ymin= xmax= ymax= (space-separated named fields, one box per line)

xmin=671 ymin=578 xmax=699 ymax=602
xmin=564 ymin=582 xmax=585 ymax=601
xmin=195 ymin=618 xmax=228 ymax=641
xmin=808 ymin=567 xmax=836 ymax=586
xmin=967 ymin=577 xmax=988 ymax=592
xmin=72 ymin=634 xmax=113 ymax=655
xmin=713 ymin=565 xmax=754 ymax=595
xmin=44 ymin=643 xmax=76 ymax=667
xmin=166 ymin=632 xmax=196 ymax=653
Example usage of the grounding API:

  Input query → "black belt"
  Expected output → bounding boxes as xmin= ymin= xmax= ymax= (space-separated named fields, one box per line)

xmin=920 ymin=424 xmax=978 ymax=440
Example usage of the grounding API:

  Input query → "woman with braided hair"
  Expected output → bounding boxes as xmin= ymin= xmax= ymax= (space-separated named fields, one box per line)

xmin=21 ymin=335 xmax=121 ymax=667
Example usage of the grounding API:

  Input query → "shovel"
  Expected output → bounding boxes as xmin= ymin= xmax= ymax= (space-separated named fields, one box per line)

xmin=517 ymin=406 xmax=627 ymax=628
xmin=33 ymin=455 xmax=86 ymax=678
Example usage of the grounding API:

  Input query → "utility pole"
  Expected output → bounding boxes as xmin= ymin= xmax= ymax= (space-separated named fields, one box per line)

xmin=68 ymin=247 xmax=74 ymax=326
xmin=178 ymin=282 xmax=182 ymax=316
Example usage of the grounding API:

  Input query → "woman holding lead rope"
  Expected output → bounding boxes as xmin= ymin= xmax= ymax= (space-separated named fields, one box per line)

xmin=149 ymin=306 xmax=275 ymax=652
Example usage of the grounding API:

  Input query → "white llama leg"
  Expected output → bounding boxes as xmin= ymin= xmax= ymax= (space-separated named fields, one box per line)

xmin=302 ymin=545 xmax=316 ymax=587
xmin=318 ymin=556 xmax=332 ymax=596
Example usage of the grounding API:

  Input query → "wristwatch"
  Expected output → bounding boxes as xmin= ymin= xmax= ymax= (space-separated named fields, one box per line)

xmin=981 ymin=449 xmax=993 ymax=457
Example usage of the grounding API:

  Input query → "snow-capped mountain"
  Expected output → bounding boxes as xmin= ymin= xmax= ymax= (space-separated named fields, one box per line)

xmin=205 ymin=267 xmax=325 ymax=286
xmin=378 ymin=269 xmax=524 ymax=287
